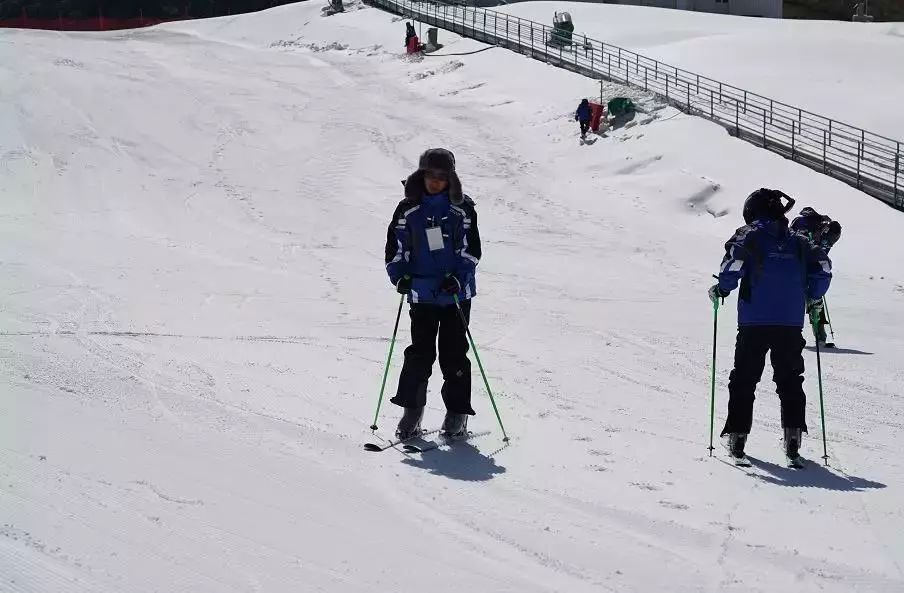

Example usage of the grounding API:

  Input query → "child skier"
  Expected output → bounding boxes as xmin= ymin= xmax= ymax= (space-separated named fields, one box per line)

xmin=709 ymin=189 xmax=832 ymax=467
xmin=791 ymin=207 xmax=842 ymax=346
xmin=575 ymin=98 xmax=592 ymax=139
xmin=384 ymin=148 xmax=481 ymax=440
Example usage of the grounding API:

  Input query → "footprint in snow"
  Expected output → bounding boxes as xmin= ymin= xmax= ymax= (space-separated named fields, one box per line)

xmin=631 ymin=482 xmax=661 ymax=491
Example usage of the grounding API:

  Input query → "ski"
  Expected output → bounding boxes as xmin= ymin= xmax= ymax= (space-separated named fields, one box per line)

xmin=402 ymin=429 xmax=492 ymax=453
xmin=364 ymin=428 xmax=440 ymax=452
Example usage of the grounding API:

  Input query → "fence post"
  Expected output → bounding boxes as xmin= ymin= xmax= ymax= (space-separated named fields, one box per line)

xmin=666 ymin=74 xmax=669 ymax=102
xmin=762 ymin=109 xmax=767 ymax=148
xmin=857 ymin=130 xmax=863 ymax=189
xmin=710 ymin=89 xmax=714 ymax=117
xmin=686 ymin=82 xmax=691 ymax=111
xmin=644 ymin=67 xmax=648 ymax=91
xmin=719 ymin=81 xmax=723 ymax=104
xmin=823 ymin=130 xmax=828 ymax=173
xmin=829 ymin=120 xmax=833 ymax=147
xmin=895 ymin=143 xmax=901 ymax=207
xmin=696 ymin=74 xmax=700 ymax=95
xmin=792 ymin=120 xmax=796 ymax=160
xmin=735 ymin=99 xmax=740 ymax=135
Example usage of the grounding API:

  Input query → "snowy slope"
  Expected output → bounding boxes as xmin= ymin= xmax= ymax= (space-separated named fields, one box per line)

xmin=499 ymin=2 xmax=904 ymax=140
xmin=2 ymin=2 xmax=904 ymax=592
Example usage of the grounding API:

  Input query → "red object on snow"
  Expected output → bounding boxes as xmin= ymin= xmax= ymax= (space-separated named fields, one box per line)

xmin=407 ymin=35 xmax=421 ymax=54
xmin=589 ymin=101 xmax=605 ymax=132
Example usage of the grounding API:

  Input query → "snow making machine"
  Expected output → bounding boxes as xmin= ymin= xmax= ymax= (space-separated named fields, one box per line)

xmin=547 ymin=12 xmax=574 ymax=47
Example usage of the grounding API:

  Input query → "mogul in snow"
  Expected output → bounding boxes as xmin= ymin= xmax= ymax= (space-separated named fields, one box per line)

xmin=384 ymin=148 xmax=481 ymax=440
xmin=709 ymin=189 xmax=832 ymax=467
xmin=791 ymin=207 xmax=842 ymax=347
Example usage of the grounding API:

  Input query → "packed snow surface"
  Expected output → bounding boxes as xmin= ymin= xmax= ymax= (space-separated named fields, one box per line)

xmin=1 ymin=2 xmax=903 ymax=592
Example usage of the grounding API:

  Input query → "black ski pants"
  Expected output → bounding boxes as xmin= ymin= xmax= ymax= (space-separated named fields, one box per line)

xmin=391 ymin=300 xmax=475 ymax=415
xmin=721 ymin=326 xmax=808 ymax=436
xmin=579 ymin=120 xmax=590 ymax=136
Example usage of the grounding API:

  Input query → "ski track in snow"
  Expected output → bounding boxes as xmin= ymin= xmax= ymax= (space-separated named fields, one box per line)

xmin=1 ymin=3 xmax=903 ymax=592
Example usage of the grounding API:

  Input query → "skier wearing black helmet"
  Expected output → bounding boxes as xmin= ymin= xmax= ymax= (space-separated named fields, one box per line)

xmin=791 ymin=207 xmax=842 ymax=346
xmin=384 ymin=148 xmax=482 ymax=440
xmin=709 ymin=189 xmax=832 ymax=466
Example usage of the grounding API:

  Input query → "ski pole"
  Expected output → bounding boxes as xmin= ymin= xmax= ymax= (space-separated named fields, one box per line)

xmin=370 ymin=294 xmax=405 ymax=431
xmin=453 ymin=295 xmax=510 ymax=442
xmin=811 ymin=314 xmax=830 ymax=466
xmin=822 ymin=296 xmax=835 ymax=342
xmin=709 ymin=296 xmax=719 ymax=457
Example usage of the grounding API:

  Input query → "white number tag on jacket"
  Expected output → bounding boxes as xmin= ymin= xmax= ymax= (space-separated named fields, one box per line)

xmin=425 ymin=227 xmax=445 ymax=251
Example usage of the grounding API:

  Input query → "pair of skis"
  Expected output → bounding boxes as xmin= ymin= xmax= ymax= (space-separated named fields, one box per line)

xmin=364 ymin=428 xmax=488 ymax=453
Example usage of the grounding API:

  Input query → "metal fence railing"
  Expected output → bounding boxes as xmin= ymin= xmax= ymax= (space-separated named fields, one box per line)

xmin=366 ymin=0 xmax=903 ymax=210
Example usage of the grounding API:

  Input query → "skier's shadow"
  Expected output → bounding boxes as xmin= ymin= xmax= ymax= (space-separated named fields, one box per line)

xmin=804 ymin=346 xmax=873 ymax=355
xmin=747 ymin=457 xmax=886 ymax=492
xmin=401 ymin=442 xmax=506 ymax=482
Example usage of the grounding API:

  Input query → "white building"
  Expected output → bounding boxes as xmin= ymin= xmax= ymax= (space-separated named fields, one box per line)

xmin=606 ymin=0 xmax=783 ymax=18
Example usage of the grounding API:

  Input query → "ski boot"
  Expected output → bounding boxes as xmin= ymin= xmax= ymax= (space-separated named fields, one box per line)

xmin=723 ymin=433 xmax=750 ymax=466
xmin=440 ymin=412 xmax=468 ymax=438
xmin=395 ymin=406 xmax=424 ymax=440
xmin=783 ymin=428 xmax=804 ymax=468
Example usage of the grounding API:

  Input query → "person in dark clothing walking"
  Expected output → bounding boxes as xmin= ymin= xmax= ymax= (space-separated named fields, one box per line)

xmin=709 ymin=189 xmax=832 ymax=465
xmin=575 ymin=98 xmax=592 ymax=138
xmin=791 ymin=207 xmax=842 ymax=346
xmin=385 ymin=148 xmax=482 ymax=439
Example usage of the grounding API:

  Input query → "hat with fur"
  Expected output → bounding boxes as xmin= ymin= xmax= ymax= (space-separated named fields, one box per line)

xmin=404 ymin=148 xmax=463 ymax=205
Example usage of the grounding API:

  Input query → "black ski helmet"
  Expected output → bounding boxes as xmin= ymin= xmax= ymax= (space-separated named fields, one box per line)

xmin=742 ymin=188 xmax=796 ymax=224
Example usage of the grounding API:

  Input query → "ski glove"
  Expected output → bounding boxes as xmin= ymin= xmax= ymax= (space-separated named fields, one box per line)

xmin=439 ymin=275 xmax=461 ymax=295
xmin=807 ymin=298 xmax=824 ymax=325
xmin=396 ymin=275 xmax=412 ymax=295
xmin=708 ymin=284 xmax=729 ymax=305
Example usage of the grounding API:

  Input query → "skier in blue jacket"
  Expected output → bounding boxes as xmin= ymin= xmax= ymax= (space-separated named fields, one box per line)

xmin=791 ymin=207 xmax=842 ymax=346
xmin=709 ymin=189 xmax=832 ymax=465
xmin=575 ymin=98 xmax=592 ymax=139
xmin=385 ymin=148 xmax=481 ymax=439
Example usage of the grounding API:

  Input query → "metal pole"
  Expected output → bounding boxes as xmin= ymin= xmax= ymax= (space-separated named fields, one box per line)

xmin=823 ymin=130 xmax=828 ymax=174
xmin=453 ymin=296 xmax=509 ymax=442
xmin=812 ymin=318 xmax=830 ymax=466
xmin=857 ymin=130 xmax=863 ymax=189
xmin=708 ymin=299 xmax=719 ymax=456
xmin=895 ymin=143 xmax=900 ymax=206
xmin=370 ymin=295 xmax=405 ymax=430
xmin=792 ymin=120 xmax=796 ymax=160
xmin=762 ymin=108 xmax=767 ymax=148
